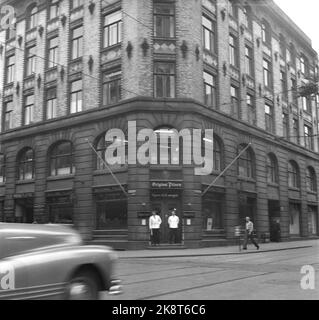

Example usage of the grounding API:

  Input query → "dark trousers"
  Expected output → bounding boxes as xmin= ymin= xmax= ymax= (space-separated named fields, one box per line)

xmin=169 ymin=228 xmax=179 ymax=244
xmin=151 ymin=229 xmax=160 ymax=245
xmin=243 ymin=231 xmax=259 ymax=249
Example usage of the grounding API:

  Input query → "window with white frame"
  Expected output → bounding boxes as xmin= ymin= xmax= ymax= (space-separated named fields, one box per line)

xmin=103 ymin=11 xmax=122 ymax=48
xmin=46 ymin=87 xmax=57 ymax=120
xmin=24 ymin=95 xmax=34 ymax=125
xmin=202 ymin=16 xmax=215 ymax=53
xmin=204 ymin=71 xmax=217 ymax=109
xmin=70 ymin=80 xmax=83 ymax=113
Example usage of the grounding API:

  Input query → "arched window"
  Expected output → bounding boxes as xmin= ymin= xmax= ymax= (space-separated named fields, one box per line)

xmin=288 ymin=161 xmax=300 ymax=189
xmin=95 ymin=132 xmax=127 ymax=170
xmin=153 ymin=127 xmax=181 ymax=165
xmin=238 ymin=145 xmax=254 ymax=178
xmin=49 ymin=0 xmax=60 ymax=20
xmin=27 ymin=5 xmax=38 ymax=30
xmin=306 ymin=167 xmax=317 ymax=192
xmin=49 ymin=141 xmax=74 ymax=176
xmin=17 ymin=148 xmax=35 ymax=180
xmin=267 ymin=153 xmax=278 ymax=184
xmin=0 ymin=154 xmax=6 ymax=183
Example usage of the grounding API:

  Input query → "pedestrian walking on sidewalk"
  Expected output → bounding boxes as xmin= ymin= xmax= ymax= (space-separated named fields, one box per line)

xmin=243 ymin=217 xmax=260 ymax=250
xmin=149 ymin=210 xmax=162 ymax=246
xmin=168 ymin=209 xmax=180 ymax=244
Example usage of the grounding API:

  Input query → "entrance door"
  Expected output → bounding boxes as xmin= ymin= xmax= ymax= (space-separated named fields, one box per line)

xmin=268 ymin=200 xmax=281 ymax=242
xmin=15 ymin=199 xmax=34 ymax=223
xmin=308 ymin=206 xmax=318 ymax=236
xmin=289 ymin=203 xmax=300 ymax=235
xmin=239 ymin=196 xmax=256 ymax=226
xmin=151 ymin=199 xmax=182 ymax=244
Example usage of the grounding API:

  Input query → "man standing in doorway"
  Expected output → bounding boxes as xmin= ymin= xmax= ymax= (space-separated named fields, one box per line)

xmin=243 ymin=216 xmax=259 ymax=250
xmin=168 ymin=209 xmax=180 ymax=244
xmin=149 ymin=210 xmax=162 ymax=246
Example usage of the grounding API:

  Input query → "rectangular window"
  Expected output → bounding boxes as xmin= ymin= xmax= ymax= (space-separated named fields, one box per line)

xmin=301 ymin=85 xmax=311 ymax=113
xmin=3 ymin=101 xmax=14 ymax=131
xmin=71 ymin=0 xmax=84 ymax=9
xmin=265 ymin=104 xmax=273 ymax=133
xmin=48 ymin=37 xmax=59 ymax=69
xmin=291 ymin=77 xmax=298 ymax=105
xmin=49 ymin=0 xmax=59 ymax=20
xmin=263 ymin=59 xmax=272 ymax=88
xmin=304 ymin=125 xmax=313 ymax=150
xmin=246 ymin=94 xmax=255 ymax=125
xmin=46 ymin=87 xmax=57 ymax=120
xmin=280 ymin=70 xmax=288 ymax=101
xmin=245 ymin=46 xmax=253 ymax=77
xmin=24 ymin=95 xmax=34 ymax=125
xmin=229 ymin=0 xmax=238 ymax=19
xmin=229 ymin=34 xmax=238 ymax=67
xmin=154 ymin=62 xmax=175 ymax=98
xmin=71 ymin=26 xmax=83 ymax=60
xmin=5 ymin=55 xmax=15 ymax=84
xmin=286 ymin=49 xmax=291 ymax=63
xmin=231 ymin=85 xmax=239 ymax=118
xmin=102 ymin=70 xmax=121 ymax=106
xmin=6 ymin=27 xmax=16 ymax=41
xmin=300 ymin=56 xmax=307 ymax=75
xmin=103 ymin=11 xmax=122 ymax=48
xmin=282 ymin=113 xmax=289 ymax=139
xmin=154 ymin=3 xmax=175 ymax=38
xmin=70 ymin=80 xmax=82 ymax=113
xmin=202 ymin=16 xmax=215 ymax=53
xmin=292 ymin=118 xmax=299 ymax=144
xmin=26 ymin=46 xmax=36 ymax=76
xmin=204 ymin=72 xmax=216 ymax=109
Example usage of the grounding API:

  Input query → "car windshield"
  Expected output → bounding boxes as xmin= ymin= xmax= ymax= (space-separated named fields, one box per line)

xmin=0 ymin=224 xmax=82 ymax=259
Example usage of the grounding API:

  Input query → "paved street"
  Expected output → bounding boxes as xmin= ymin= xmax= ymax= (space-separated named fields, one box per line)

xmin=106 ymin=240 xmax=319 ymax=300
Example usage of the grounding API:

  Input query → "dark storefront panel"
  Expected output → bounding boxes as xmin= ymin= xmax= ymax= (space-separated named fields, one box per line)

xmin=46 ymin=191 xmax=74 ymax=224
xmin=94 ymin=186 xmax=128 ymax=230
xmin=14 ymin=196 xmax=34 ymax=223
xmin=202 ymin=192 xmax=224 ymax=230
xmin=96 ymin=200 xmax=127 ymax=230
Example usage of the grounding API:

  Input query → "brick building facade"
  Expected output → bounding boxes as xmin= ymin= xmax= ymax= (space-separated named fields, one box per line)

xmin=0 ymin=0 xmax=318 ymax=249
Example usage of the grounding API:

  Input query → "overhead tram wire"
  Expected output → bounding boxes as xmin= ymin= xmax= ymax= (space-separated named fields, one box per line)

xmin=101 ymin=0 xmax=318 ymax=109
xmin=1 ymin=1 xmax=318 ymax=126
xmin=2 ymin=39 xmax=318 ymax=140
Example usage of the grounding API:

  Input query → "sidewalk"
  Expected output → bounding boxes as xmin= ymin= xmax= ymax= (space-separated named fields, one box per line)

xmin=116 ymin=239 xmax=319 ymax=259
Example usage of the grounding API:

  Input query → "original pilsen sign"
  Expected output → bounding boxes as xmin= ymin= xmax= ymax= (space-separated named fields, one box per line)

xmin=151 ymin=181 xmax=183 ymax=189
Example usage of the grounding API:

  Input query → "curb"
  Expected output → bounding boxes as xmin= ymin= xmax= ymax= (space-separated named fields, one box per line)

xmin=118 ymin=245 xmax=313 ymax=259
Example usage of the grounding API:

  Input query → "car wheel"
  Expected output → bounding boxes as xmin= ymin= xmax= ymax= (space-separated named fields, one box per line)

xmin=66 ymin=271 xmax=99 ymax=300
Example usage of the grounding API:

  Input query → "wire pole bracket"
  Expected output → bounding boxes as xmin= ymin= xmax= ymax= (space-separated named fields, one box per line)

xmin=202 ymin=142 xmax=252 ymax=197
xmin=86 ymin=139 xmax=129 ymax=198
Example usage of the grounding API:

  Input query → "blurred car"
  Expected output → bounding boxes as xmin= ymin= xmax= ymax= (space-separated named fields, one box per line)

xmin=0 ymin=223 xmax=122 ymax=300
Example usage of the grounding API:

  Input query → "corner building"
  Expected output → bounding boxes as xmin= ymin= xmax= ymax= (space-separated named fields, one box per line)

xmin=0 ymin=0 xmax=319 ymax=249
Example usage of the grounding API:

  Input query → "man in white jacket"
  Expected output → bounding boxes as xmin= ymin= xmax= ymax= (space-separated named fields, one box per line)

xmin=149 ymin=210 xmax=162 ymax=246
xmin=243 ymin=216 xmax=259 ymax=250
xmin=168 ymin=209 xmax=180 ymax=244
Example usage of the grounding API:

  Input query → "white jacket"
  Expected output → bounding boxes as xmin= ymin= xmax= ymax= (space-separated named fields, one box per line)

xmin=168 ymin=215 xmax=179 ymax=228
xmin=149 ymin=215 xmax=162 ymax=229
